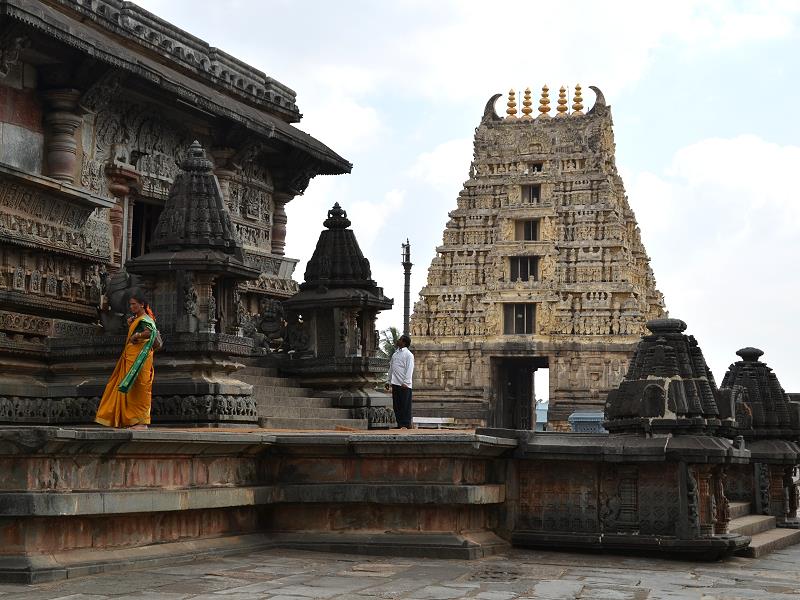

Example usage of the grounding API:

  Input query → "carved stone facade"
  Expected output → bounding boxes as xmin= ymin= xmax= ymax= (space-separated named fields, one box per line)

xmin=411 ymin=86 xmax=666 ymax=428
xmin=0 ymin=0 xmax=350 ymax=423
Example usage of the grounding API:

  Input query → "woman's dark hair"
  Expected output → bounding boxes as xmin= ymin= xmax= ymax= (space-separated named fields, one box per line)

xmin=129 ymin=290 xmax=155 ymax=319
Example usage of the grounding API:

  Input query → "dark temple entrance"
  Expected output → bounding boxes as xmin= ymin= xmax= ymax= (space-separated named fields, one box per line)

xmin=493 ymin=357 xmax=548 ymax=430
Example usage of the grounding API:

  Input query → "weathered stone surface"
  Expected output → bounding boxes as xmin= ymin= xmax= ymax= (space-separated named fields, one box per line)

xmin=0 ymin=428 xmax=511 ymax=582
xmin=0 ymin=0 xmax=351 ymax=423
xmin=410 ymin=86 xmax=666 ymax=429
xmin=604 ymin=318 xmax=733 ymax=436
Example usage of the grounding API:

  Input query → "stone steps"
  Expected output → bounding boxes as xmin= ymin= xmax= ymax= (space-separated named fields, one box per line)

xmin=240 ymin=363 xmax=370 ymax=431
xmin=729 ymin=501 xmax=751 ymax=520
xmin=730 ymin=514 xmax=777 ymax=537
xmin=259 ymin=417 xmax=368 ymax=430
xmin=251 ymin=386 xmax=316 ymax=398
xmin=736 ymin=527 xmax=800 ymax=558
xmin=239 ymin=366 xmax=279 ymax=378
xmin=256 ymin=396 xmax=334 ymax=409
xmin=238 ymin=375 xmax=300 ymax=387
xmin=258 ymin=406 xmax=353 ymax=419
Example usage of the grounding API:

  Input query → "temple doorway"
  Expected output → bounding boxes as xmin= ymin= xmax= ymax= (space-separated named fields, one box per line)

xmin=494 ymin=357 xmax=548 ymax=430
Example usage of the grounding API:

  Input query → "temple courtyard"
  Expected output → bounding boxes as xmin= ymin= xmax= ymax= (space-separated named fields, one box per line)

xmin=2 ymin=545 xmax=799 ymax=600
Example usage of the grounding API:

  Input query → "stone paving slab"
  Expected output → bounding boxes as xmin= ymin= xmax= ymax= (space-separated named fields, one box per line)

xmin=2 ymin=545 xmax=800 ymax=599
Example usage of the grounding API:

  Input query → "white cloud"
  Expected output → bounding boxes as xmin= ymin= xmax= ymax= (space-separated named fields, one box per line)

xmin=408 ymin=137 xmax=472 ymax=193
xmin=350 ymin=189 xmax=406 ymax=254
xmin=295 ymin=93 xmax=383 ymax=156
xmin=629 ymin=135 xmax=800 ymax=391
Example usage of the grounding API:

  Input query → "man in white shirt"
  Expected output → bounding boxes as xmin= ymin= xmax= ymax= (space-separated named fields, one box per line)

xmin=389 ymin=334 xmax=414 ymax=428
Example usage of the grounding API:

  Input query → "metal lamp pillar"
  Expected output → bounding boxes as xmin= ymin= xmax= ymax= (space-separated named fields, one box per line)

xmin=401 ymin=239 xmax=412 ymax=336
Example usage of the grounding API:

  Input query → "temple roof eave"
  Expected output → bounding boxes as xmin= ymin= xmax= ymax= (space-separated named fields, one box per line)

xmin=284 ymin=288 xmax=393 ymax=311
xmin=2 ymin=0 xmax=352 ymax=176
xmin=125 ymin=250 xmax=260 ymax=281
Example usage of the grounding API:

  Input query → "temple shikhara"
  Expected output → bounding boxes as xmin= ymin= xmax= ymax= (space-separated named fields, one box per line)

xmin=411 ymin=85 xmax=666 ymax=429
xmin=0 ymin=0 xmax=799 ymax=585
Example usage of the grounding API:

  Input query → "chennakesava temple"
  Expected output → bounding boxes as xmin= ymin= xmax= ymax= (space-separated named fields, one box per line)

xmin=0 ymin=0 xmax=799 ymax=584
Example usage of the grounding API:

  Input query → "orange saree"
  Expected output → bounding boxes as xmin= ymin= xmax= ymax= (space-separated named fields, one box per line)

xmin=95 ymin=314 xmax=157 ymax=427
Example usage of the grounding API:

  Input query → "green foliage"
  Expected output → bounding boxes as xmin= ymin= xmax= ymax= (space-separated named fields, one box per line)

xmin=377 ymin=326 xmax=401 ymax=359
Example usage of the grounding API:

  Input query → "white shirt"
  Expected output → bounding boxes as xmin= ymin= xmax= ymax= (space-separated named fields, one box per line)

xmin=389 ymin=346 xmax=414 ymax=388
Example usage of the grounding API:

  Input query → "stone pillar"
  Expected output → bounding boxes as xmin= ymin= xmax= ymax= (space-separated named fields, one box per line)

xmin=697 ymin=466 xmax=715 ymax=537
xmin=713 ymin=466 xmax=730 ymax=535
xmin=105 ymin=163 xmax=141 ymax=268
xmin=41 ymin=89 xmax=82 ymax=183
xmin=271 ymin=192 xmax=291 ymax=255
xmin=771 ymin=466 xmax=789 ymax=522
xmin=212 ymin=148 xmax=237 ymax=213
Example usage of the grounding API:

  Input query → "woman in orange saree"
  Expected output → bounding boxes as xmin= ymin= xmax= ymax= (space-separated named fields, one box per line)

xmin=95 ymin=293 xmax=158 ymax=429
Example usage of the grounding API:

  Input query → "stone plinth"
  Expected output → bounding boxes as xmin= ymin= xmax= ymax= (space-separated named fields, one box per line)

xmin=0 ymin=427 xmax=512 ymax=583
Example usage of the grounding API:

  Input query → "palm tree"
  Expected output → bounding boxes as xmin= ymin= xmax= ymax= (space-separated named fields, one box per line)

xmin=376 ymin=326 xmax=401 ymax=360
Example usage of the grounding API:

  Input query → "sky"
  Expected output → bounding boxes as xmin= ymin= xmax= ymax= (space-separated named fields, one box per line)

xmin=137 ymin=0 xmax=800 ymax=392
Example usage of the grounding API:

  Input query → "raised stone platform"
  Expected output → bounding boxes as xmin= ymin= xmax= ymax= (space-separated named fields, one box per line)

xmin=0 ymin=427 xmax=512 ymax=583
xmin=0 ymin=425 xmax=794 ymax=583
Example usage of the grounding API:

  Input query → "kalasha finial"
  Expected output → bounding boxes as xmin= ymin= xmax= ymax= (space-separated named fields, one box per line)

xmin=323 ymin=202 xmax=351 ymax=229
xmin=180 ymin=140 xmax=213 ymax=172
xmin=571 ymin=84 xmax=584 ymax=116
xmin=556 ymin=86 xmax=568 ymax=117
xmin=505 ymin=89 xmax=518 ymax=120
xmin=537 ymin=85 xmax=551 ymax=118
xmin=736 ymin=347 xmax=764 ymax=362
xmin=521 ymin=87 xmax=533 ymax=120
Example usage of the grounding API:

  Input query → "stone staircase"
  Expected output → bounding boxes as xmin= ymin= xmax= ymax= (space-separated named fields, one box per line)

xmin=730 ymin=501 xmax=800 ymax=558
xmin=238 ymin=365 xmax=368 ymax=430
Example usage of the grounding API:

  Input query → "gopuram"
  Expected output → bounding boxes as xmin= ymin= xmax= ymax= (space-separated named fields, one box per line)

xmin=411 ymin=85 xmax=666 ymax=430
xmin=0 ymin=0 xmax=351 ymax=424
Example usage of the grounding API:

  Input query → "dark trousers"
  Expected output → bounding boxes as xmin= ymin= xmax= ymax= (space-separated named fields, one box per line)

xmin=392 ymin=384 xmax=413 ymax=428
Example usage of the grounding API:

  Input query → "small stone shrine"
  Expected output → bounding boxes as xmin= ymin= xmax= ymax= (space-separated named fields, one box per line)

xmin=122 ymin=141 xmax=261 ymax=424
xmin=279 ymin=203 xmax=395 ymax=427
xmin=508 ymin=318 xmax=749 ymax=558
xmin=410 ymin=85 xmax=666 ymax=430
xmin=720 ymin=348 xmax=800 ymax=527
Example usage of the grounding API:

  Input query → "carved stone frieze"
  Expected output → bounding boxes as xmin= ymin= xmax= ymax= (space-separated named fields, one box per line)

xmin=0 ymin=179 xmax=112 ymax=261
xmin=151 ymin=394 xmax=257 ymax=422
xmin=0 ymin=35 xmax=29 ymax=78
xmin=0 ymin=396 xmax=100 ymax=423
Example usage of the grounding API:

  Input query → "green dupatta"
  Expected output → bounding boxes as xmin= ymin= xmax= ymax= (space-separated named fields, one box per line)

xmin=118 ymin=314 xmax=157 ymax=393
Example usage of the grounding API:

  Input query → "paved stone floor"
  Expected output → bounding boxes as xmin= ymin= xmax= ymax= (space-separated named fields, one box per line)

xmin=3 ymin=545 xmax=800 ymax=600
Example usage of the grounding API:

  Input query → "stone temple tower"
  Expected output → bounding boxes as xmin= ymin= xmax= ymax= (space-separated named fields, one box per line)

xmin=410 ymin=85 xmax=666 ymax=430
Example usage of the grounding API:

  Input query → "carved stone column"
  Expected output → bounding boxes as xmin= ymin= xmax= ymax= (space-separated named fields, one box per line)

xmin=105 ymin=163 xmax=141 ymax=268
xmin=41 ymin=89 xmax=82 ymax=183
xmin=212 ymin=148 xmax=237 ymax=213
xmin=271 ymin=192 xmax=291 ymax=255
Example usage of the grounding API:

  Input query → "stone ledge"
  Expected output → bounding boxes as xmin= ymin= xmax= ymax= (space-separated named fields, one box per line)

xmin=512 ymin=530 xmax=750 ymax=561
xmin=0 ymin=532 xmax=277 ymax=584
xmin=0 ymin=483 xmax=505 ymax=516
xmin=272 ymin=530 xmax=509 ymax=560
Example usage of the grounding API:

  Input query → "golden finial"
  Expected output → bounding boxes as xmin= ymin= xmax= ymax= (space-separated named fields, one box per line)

xmin=537 ymin=84 xmax=551 ymax=118
xmin=521 ymin=87 xmax=533 ymax=119
xmin=505 ymin=89 xmax=518 ymax=120
xmin=556 ymin=86 xmax=568 ymax=117
xmin=571 ymin=83 xmax=584 ymax=116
